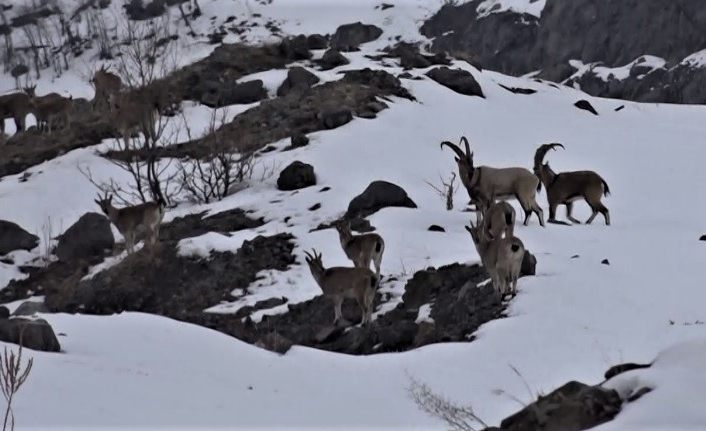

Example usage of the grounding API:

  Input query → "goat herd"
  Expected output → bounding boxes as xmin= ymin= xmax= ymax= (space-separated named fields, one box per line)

xmin=305 ymin=136 xmax=611 ymax=325
xmin=2 ymin=66 xmax=610 ymax=327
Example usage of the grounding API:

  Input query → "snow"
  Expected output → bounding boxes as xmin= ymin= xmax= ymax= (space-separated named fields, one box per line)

xmin=681 ymin=49 xmax=706 ymax=69
xmin=568 ymin=55 xmax=666 ymax=82
xmin=0 ymin=0 xmax=706 ymax=430
xmin=477 ymin=0 xmax=546 ymax=19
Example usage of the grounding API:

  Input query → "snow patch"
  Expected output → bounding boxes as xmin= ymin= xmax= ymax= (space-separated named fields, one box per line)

xmin=477 ymin=0 xmax=546 ymax=19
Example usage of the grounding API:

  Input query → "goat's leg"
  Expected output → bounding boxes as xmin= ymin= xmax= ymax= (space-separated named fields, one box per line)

xmin=531 ymin=199 xmax=545 ymax=227
xmin=599 ymin=204 xmax=610 ymax=226
xmin=586 ymin=207 xmax=599 ymax=224
xmin=332 ymin=297 xmax=343 ymax=324
xmin=566 ymin=202 xmax=581 ymax=224
xmin=373 ymin=254 xmax=382 ymax=278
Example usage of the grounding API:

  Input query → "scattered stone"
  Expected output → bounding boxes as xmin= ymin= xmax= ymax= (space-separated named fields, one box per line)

xmin=255 ymin=332 xmax=293 ymax=354
xmin=56 ymin=213 xmax=114 ymax=262
xmin=319 ymin=186 xmax=331 ymax=192
xmin=575 ymin=99 xmax=599 ymax=115
xmin=306 ymin=34 xmax=329 ymax=50
xmin=0 ymin=317 xmax=61 ymax=352
xmin=277 ymin=161 xmax=316 ymax=191
xmin=199 ymin=79 xmax=268 ymax=108
xmin=319 ymin=48 xmax=350 ymax=70
xmin=282 ymin=134 xmax=310 ymax=151
xmin=615 ymin=105 xmax=625 ymax=111
xmin=499 ymin=83 xmax=537 ymax=95
xmin=12 ymin=301 xmax=49 ymax=316
xmin=279 ymin=35 xmax=311 ymax=60
xmin=426 ymin=67 xmax=484 ymax=97
xmin=571 ymin=254 xmax=580 ymax=258
xmin=308 ymin=203 xmax=321 ymax=211
xmin=699 ymin=234 xmax=706 ymax=241
xmin=604 ymin=362 xmax=652 ymax=380
xmin=380 ymin=3 xmax=394 ymax=10
xmin=330 ymin=22 xmax=383 ymax=51
xmin=346 ymin=180 xmax=417 ymax=218
xmin=277 ymin=67 xmax=320 ymax=97
xmin=601 ymin=259 xmax=610 ymax=265
xmin=520 ymin=250 xmax=537 ymax=276
xmin=428 ymin=225 xmax=445 ymax=232
xmin=0 ymin=307 xmax=9 ymax=319
xmin=0 ymin=220 xmax=39 ymax=255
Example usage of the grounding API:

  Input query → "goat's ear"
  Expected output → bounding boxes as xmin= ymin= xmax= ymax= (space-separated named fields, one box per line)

xmin=464 ymin=225 xmax=473 ymax=234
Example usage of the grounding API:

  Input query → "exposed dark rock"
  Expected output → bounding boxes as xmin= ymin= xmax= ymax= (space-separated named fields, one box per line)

xmin=342 ymin=68 xmax=414 ymax=100
xmin=615 ymin=105 xmax=625 ymax=112
xmin=199 ymin=79 xmax=268 ymax=107
xmin=320 ymin=108 xmax=353 ymax=129
xmin=700 ymin=234 xmax=706 ymax=241
xmin=422 ymin=0 xmax=706 ymax=104
xmin=380 ymin=3 xmax=394 ymax=10
xmin=277 ymin=67 xmax=320 ymax=97
xmin=574 ymin=99 xmax=598 ymax=115
xmin=161 ymin=208 xmax=264 ymax=241
xmin=0 ymin=220 xmax=38 ymax=255
xmin=0 ymin=307 xmax=9 ymax=319
xmin=255 ymin=332 xmax=293 ymax=354
xmin=55 ymin=213 xmax=114 ymax=262
xmin=604 ymin=362 xmax=652 ymax=380
xmin=382 ymin=42 xmax=451 ymax=69
xmin=428 ymin=225 xmax=445 ymax=232
xmin=346 ymin=180 xmax=417 ymax=218
xmin=0 ymin=317 xmax=61 ymax=352
xmin=12 ymin=301 xmax=49 ymax=316
xmin=279 ymin=35 xmax=311 ymax=60
xmin=601 ymin=259 xmax=610 ymax=265
xmin=277 ymin=161 xmax=316 ymax=191
xmin=306 ymin=34 xmax=329 ymax=50
xmin=330 ymin=22 xmax=383 ymax=51
xmin=486 ymin=381 xmax=622 ymax=431
xmin=318 ymin=48 xmax=350 ymax=70
xmin=499 ymin=84 xmax=537 ymax=95
xmin=426 ymin=67 xmax=484 ymax=97
xmin=283 ymin=134 xmax=310 ymax=151
xmin=521 ymin=250 xmax=537 ymax=276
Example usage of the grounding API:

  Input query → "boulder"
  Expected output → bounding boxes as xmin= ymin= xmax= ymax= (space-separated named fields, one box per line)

xmin=12 ymin=301 xmax=49 ymax=316
xmin=277 ymin=67 xmax=320 ymax=97
xmin=55 ymin=212 xmax=114 ymax=262
xmin=255 ymin=332 xmax=293 ymax=354
xmin=277 ymin=161 xmax=316 ymax=191
xmin=306 ymin=34 xmax=329 ymax=50
xmin=199 ymin=79 xmax=268 ymax=108
xmin=0 ymin=220 xmax=38 ymax=255
xmin=320 ymin=109 xmax=353 ymax=129
xmin=319 ymin=48 xmax=350 ymax=70
xmin=426 ymin=67 xmax=484 ymax=97
xmin=346 ymin=181 xmax=417 ymax=218
xmin=0 ymin=306 xmax=9 ymax=319
xmin=279 ymin=35 xmax=311 ymax=60
xmin=520 ymin=250 xmax=537 ymax=277
xmin=0 ymin=317 xmax=61 ymax=352
xmin=574 ymin=99 xmax=599 ymax=115
xmin=330 ymin=22 xmax=383 ymax=51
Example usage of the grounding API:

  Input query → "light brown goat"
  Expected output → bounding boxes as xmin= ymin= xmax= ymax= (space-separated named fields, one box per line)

xmin=533 ymin=143 xmax=610 ymax=225
xmin=91 ymin=65 xmax=122 ymax=111
xmin=0 ymin=86 xmax=35 ymax=135
xmin=109 ymin=91 xmax=159 ymax=149
xmin=442 ymin=136 xmax=544 ymax=226
xmin=466 ymin=220 xmax=525 ymax=298
xmin=474 ymin=194 xmax=516 ymax=240
xmin=304 ymin=249 xmax=377 ymax=325
xmin=94 ymin=192 xmax=165 ymax=254
xmin=30 ymin=92 xmax=73 ymax=132
xmin=333 ymin=219 xmax=385 ymax=277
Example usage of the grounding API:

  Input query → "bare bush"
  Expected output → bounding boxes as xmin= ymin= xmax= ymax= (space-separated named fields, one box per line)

xmin=0 ymin=343 xmax=34 ymax=431
xmin=408 ymin=377 xmax=488 ymax=431
xmin=425 ymin=172 xmax=459 ymax=210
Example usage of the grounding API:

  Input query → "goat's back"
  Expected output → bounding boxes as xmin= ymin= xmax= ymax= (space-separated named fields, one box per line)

xmin=115 ymin=201 xmax=162 ymax=233
xmin=321 ymin=267 xmax=375 ymax=297
xmin=478 ymin=166 xmax=538 ymax=197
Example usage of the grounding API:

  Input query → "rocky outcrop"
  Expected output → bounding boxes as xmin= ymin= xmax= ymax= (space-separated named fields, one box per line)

xmin=277 ymin=161 xmax=316 ymax=191
xmin=0 ymin=317 xmax=61 ymax=352
xmin=330 ymin=22 xmax=383 ymax=51
xmin=55 ymin=213 xmax=114 ymax=262
xmin=0 ymin=220 xmax=38 ymax=255
xmin=346 ymin=180 xmax=417 ymax=218
xmin=422 ymin=0 xmax=706 ymax=104
xmin=426 ymin=67 xmax=484 ymax=97
xmin=277 ymin=67 xmax=320 ymax=97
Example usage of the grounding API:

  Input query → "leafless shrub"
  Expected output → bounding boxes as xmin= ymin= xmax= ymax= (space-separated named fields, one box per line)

xmin=0 ymin=343 xmax=34 ymax=431
xmin=408 ymin=377 xmax=488 ymax=431
xmin=425 ymin=172 xmax=459 ymax=210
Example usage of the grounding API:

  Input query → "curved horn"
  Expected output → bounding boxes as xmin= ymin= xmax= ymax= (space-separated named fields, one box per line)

xmin=303 ymin=250 xmax=313 ymax=261
xmin=460 ymin=136 xmax=472 ymax=164
xmin=534 ymin=143 xmax=565 ymax=168
xmin=440 ymin=140 xmax=466 ymax=161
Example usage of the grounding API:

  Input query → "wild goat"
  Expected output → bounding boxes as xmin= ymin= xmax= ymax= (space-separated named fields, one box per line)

xmin=109 ymin=91 xmax=159 ymax=149
xmin=442 ymin=136 xmax=544 ymax=226
xmin=473 ymin=193 xmax=516 ymax=240
xmin=91 ymin=65 xmax=122 ymax=111
xmin=333 ymin=219 xmax=385 ymax=277
xmin=533 ymin=143 xmax=611 ymax=225
xmin=30 ymin=92 xmax=73 ymax=132
xmin=0 ymin=86 xmax=35 ymax=135
xmin=303 ymin=249 xmax=377 ymax=325
xmin=466 ymin=219 xmax=525 ymax=298
xmin=94 ymin=192 xmax=165 ymax=254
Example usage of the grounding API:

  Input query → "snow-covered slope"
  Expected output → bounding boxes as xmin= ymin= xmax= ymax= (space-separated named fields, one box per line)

xmin=1 ymin=1 xmax=706 ymax=430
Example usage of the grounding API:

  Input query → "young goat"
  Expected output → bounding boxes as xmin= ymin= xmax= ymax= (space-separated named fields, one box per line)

xmin=473 ymin=192 xmax=516 ymax=240
xmin=30 ymin=92 xmax=73 ymax=132
xmin=91 ymin=65 xmax=122 ymax=112
xmin=333 ymin=219 xmax=385 ymax=277
xmin=466 ymin=216 xmax=525 ymax=298
xmin=0 ymin=86 xmax=35 ymax=135
xmin=533 ymin=143 xmax=610 ymax=225
xmin=442 ymin=136 xmax=544 ymax=226
xmin=94 ymin=193 xmax=165 ymax=254
xmin=303 ymin=249 xmax=377 ymax=325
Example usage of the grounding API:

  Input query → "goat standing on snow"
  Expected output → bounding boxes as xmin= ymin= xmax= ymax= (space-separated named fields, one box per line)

xmin=94 ymin=192 xmax=165 ymax=254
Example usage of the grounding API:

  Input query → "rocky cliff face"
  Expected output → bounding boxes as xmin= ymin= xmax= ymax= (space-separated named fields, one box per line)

xmin=422 ymin=0 xmax=706 ymax=103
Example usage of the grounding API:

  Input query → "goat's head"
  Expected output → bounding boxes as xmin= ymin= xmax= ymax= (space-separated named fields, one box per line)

xmin=303 ymin=248 xmax=323 ymax=270
xmin=533 ymin=143 xmax=564 ymax=172
xmin=93 ymin=192 xmax=113 ymax=215
xmin=465 ymin=222 xmax=482 ymax=245
xmin=332 ymin=218 xmax=351 ymax=234
xmin=23 ymin=85 xmax=36 ymax=97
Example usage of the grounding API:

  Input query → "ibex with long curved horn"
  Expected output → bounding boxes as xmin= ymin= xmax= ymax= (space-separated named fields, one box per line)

xmin=441 ymin=136 xmax=544 ymax=226
xmin=303 ymin=249 xmax=377 ymax=325
xmin=533 ymin=143 xmax=610 ymax=225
